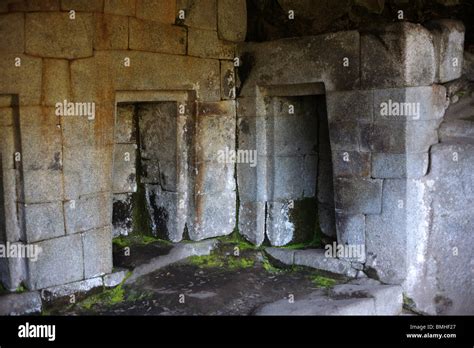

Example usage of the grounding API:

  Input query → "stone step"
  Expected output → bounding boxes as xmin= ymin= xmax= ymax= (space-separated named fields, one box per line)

xmin=0 ymin=291 xmax=42 ymax=315
xmin=255 ymin=278 xmax=403 ymax=316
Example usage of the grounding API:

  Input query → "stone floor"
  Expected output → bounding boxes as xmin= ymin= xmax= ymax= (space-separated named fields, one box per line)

xmin=42 ymin=238 xmax=405 ymax=316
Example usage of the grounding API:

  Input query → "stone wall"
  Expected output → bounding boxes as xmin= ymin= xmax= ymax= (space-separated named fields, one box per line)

xmin=0 ymin=0 xmax=246 ymax=290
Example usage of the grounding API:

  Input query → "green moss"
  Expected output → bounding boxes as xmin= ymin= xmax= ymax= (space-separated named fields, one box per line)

xmin=261 ymin=255 xmax=284 ymax=274
xmin=113 ymin=234 xmax=173 ymax=248
xmin=285 ymin=198 xmax=324 ymax=248
xmin=218 ymin=229 xmax=260 ymax=251
xmin=15 ymin=284 xmax=27 ymax=293
xmin=188 ymin=253 xmax=254 ymax=270
xmin=310 ymin=275 xmax=337 ymax=288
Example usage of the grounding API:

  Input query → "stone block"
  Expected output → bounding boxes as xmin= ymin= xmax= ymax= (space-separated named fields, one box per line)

xmin=334 ymin=178 xmax=382 ymax=215
xmin=294 ymin=249 xmax=357 ymax=277
xmin=129 ymin=18 xmax=186 ymax=55
xmin=42 ymin=59 xmax=71 ymax=106
xmin=236 ymin=97 xmax=265 ymax=118
xmin=177 ymin=0 xmax=216 ymax=30
xmin=237 ymin=116 xmax=266 ymax=157
xmin=363 ymin=120 xmax=440 ymax=154
xmin=145 ymin=185 xmax=186 ymax=242
xmin=326 ymin=90 xmax=373 ymax=123
xmin=266 ymin=200 xmax=294 ymax=246
xmin=372 ymin=152 xmax=429 ymax=178
xmin=0 ymin=291 xmax=42 ymax=315
xmin=265 ymin=247 xmax=295 ymax=266
xmin=329 ymin=121 xmax=363 ymax=151
xmin=9 ymin=0 xmax=60 ymax=11
xmin=195 ymin=161 xmax=235 ymax=195
xmin=361 ymin=22 xmax=435 ymax=88
xmin=0 ymin=54 xmax=42 ymax=105
xmin=365 ymin=179 xmax=408 ymax=284
xmin=23 ymin=169 xmax=63 ymax=204
xmin=63 ymin=145 xmax=113 ymax=200
xmin=238 ymin=31 xmax=360 ymax=95
xmin=221 ymin=60 xmax=236 ymax=100
xmin=335 ymin=213 xmax=365 ymax=262
xmin=141 ymin=159 xmax=177 ymax=190
xmin=373 ymin=85 xmax=447 ymax=122
xmin=82 ymin=226 xmax=113 ymax=278
xmin=103 ymin=269 xmax=127 ymax=287
xmin=27 ymin=233 xmax=83 ymax=290
xmin=426 ymin=20 xmax=465 ymax=83
xmin=188 ymin=28 xmax=234 ymax=59
xmin=61 ymin=0 xmax=104 ymax=11
xmin=2 ymin=169 xmax=22 ymax=242
xmin=267 ymin=156 xmax=307 ymax=200
xmin=104 ymin=0 xmax=135 ymax=16
xmin=94 ymin=13 xmax=128 ymax=50
xmin=41 ymin=276 xmax=103 ymax=302
xmin=302 ymin=155 xmax=318 ymax=198
xmin=25 ymin=12 xmax=93 ymax=59
xmin=112 ymin=193 xmax=132 ymax=237
xmin=22 ymin=201 xmax=65 ymax=243
xmin=0 ymin=126 xmax=17 ymax=170
xmin=317 ymin=159 xmax=335 ymax=204
xmin=318 ymin=203 xmax=336 ymax=238
xmin=0 ymin=107 xmax=14 ymax=126
xmin=70 ymin=50 xmax=221 ymax=102
xmin=115 ymin=103 xmax=135 ymax=144
xmin=217 ymin=0 xmax=246 ymax=42
xmin=238 ymin=201 xmax=265 ymax=246
xmin=236 ymin=156 xmax=266 ymax=202
xmin=332 ymin=151 xmax=371 ymax=177
xmin=188 ymin=190 xmax=235 ymax=241
xmin=0 ymin=13 xmax=24 ymax=54
xmin=136 ymin=0 xmax=176 ymax=24
xmin=64 ymin=191 xmax=112 ymax=234
xmin=0 ymin=247 xmax=26 ymax=291
xmin=113 ymin=143 xmax=137 ymax=194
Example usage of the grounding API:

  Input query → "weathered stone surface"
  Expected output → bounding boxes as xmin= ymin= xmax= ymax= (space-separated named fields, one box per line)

xmin=237 ymin=116 xmax=267 ymax=157
xmin=439 ymin=119 xmax=474 ymax=144
xmin=42 ymin=59 xmax=70 ymax=106
xmin=330 ymin=278 xmax=403 ymax=315
xmin=238 ymin=31 xmax=360 ymax=95
xmin=64 ymin=191 xmax=112 ymax=234
xmin=0 ymin=291 xmax=42 ymax=315
xmin=145 ymin=185 xmax=186 ymax=242
xmin=136 ymin=0 xmax=176 ymax=24
xmin=326 ymin=90 xmax=373 ymax=123
xmin=113 ymin=143 xmax=137 ymax=194
xmin=1 ymin=170 xmax=22 ymax=242
xmin=318 ymin=204 xmax=336 ymax=238
xmin=329 ymin=121 xmax=364 ymax=151
xmin=71 ymin=50 xmax=221 ymax=102
xmin=334 ymin=178 xmax=382 ymax=215
xmin=112 ymin=193 xmax=132 ymax=237
xmin=41 ymin=276 xmax=103 ymax=302
xmin=217 ymin=0 xmax=246 ymax=42
xmin=294 ymin=249 xmax=357 ymax=277
xmin=0 ymin=13 xmax=24 ymax=54
xmin=27 ymin=233 xmax=83 ymax=290
xmin=61 ymin=0 xmax=104 ymax=11
xmin=362 ymin=120 xmax=440 ymax=154
xmin=0 ymin=54 xmax=42 ymax=105
xmin=22 ymin=201 xmax=65 ymax=243
xmin=188 ymin=190 xmax=235 ymax=241
xmin=238 ymin=201 xmax=265 ymax=246
xmin=104 ymin=0 xmax=135 ymax=16
xmin=23 ymin=169 xmax=63 ymax=204
xmin=195 ymin=161 xmax=235 ymax=194
xmin=266 ymin=201 xmax=294 ymax=246
xmin=264 ymin=247 xmax=295 ymax=265
xmin=0 ymin=247 xmax=26 ymax=291
xmin=371 ymin=152 xmax=429 ymax=178
xmin=317 ymin=159 xmax=334 ymax=204
xmin=332 ymin=151 xmax=370 ymax=177
xmin=115 ymin=103 xmax=135 ymax=144
xmin=25 ymin=12 xmax=93 ymax=59
xmin=426 ymin=20 xmax=465 ymax=83
xmin=63 ymin=145 xmax=113 ymax=200
xmin=82 ymin=226 xmax=113 ymax=278
xmin=236 ymin=157 xmax=266 ymax=202
xmin=129 ymin=18 xmax=186 ymax=55
xmin=335 ymin=213 xmax=365 ymax=262
xmin=361 ymin=22 xmax=435 ymax=88
xmin=221 ymin=60 xmax=236 ymax=100
xmin=188 ymin=28 xmax=234 ymax=59
xmin=177 ymin=0 xmax=216 ymax=30
xmin=94 ymin=13 xmax=128 ymax=50
xmin=103 ymin=269 xmax=127 ymax=287
xmin=373 ymin=85 xmax=447 ymax=122
xmin=255 ymin=291 xmax=375 ymax=315
xmin=9 ymin=0 xmax=60 ymax=11
xmin=196 ymin=101 xmax=236 ymax=162
xmin=365 ymin=179 xmax=408 ymax=284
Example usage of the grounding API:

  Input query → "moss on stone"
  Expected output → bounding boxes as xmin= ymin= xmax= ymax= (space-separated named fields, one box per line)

xmin=113 ymin=234 xmax=173 ymax=248
xmin=187 ymin=252 xmax=255 ymax=270
xmin=287 ymin=198 xmax=323 ymax=247
xmin=310 ymin=275 xmax=337 ymax=288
